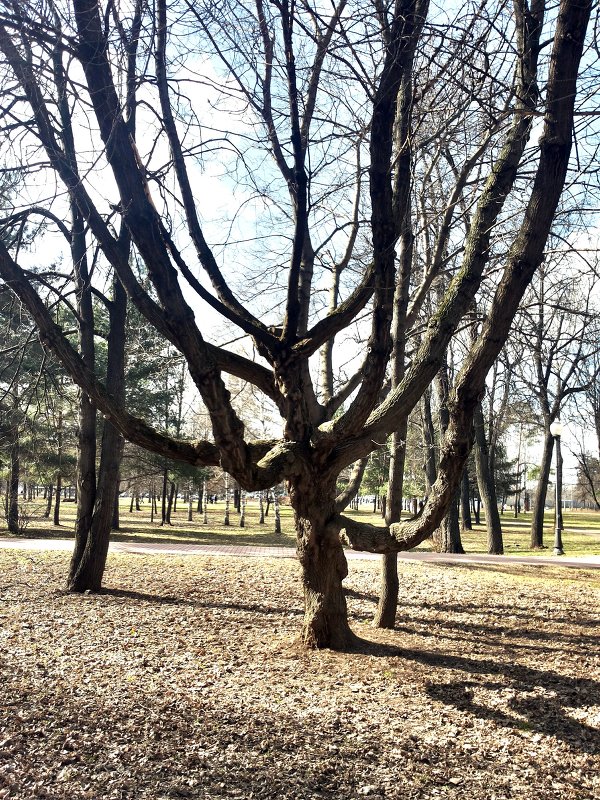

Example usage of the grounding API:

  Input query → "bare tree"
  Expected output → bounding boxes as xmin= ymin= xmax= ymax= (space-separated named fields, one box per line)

xmin=0 ymin=0 xmax=593 ymax=647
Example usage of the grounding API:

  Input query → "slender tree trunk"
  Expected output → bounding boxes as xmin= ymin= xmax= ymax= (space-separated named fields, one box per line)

xmin=460 ymin=469 xmax=472 ymax=531
xmin=187 ymin=489 xmax=193 ymax=521
xmin=54 ymin=472 xmax=62 ymax=526
xmin=374 ymin=423 xmax=407 ymax=629
xmin=203 ymin=479 xmax=208 ymax=524
xmin=68 ymin=417 xmax=124 ymax=590
xmin=161 ymin=467 xmax=168 ymax=525
xmin=224 ymin=473 xmax=230 ymax=525
xmin=112 ymin=480 xmax=120 ymax=530
xmin=530 ymin=432 xmax=554 ymax=549
xmin=274 ymin=491 xmax=281 ymax=535
xmin=165 ymin=481 xmax=176 ymax=524
xmin=473 ymin=404 xmax=503 ymax=554
xmin=472 ymin=496 xmax=481 ymax=525
xmin=7 ymin=436 xmax=19 ymax=534
xmin=421 ymin=389 xmax=437 ymax=490
xmin=433 ymin=361 xmax=464 ymax=553
xmin=68 ymin=277 xmax=126 ymax=592
xmin=556 ymin=436 xmax=564 ymax=531
xmin=240 ymin=491 xmax=246 ymax=527
xmin=44 ymin=484 xmax=54 ymax=518
xmin=259 ymin=491 xmax=265 ymax=524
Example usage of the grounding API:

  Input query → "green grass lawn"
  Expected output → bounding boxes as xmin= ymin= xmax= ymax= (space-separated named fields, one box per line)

xmin=3 ymin=496 xmax=600 ymax=556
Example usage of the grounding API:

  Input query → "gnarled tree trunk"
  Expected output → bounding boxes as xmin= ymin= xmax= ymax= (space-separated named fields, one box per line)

xmin=292 ymin=474 xmax=354 ymax=649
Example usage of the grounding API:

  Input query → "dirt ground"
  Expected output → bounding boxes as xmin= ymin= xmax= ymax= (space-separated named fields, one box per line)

xmin=0 ymin=549 xmax=598 ymax=800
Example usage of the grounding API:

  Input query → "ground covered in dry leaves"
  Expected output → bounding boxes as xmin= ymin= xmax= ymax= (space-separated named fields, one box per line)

xmin=0 ymin=550 xmax=599 ymax=800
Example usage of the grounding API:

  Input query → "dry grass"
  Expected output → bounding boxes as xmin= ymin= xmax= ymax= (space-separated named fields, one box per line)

xmin=1 ymin=549 xmax=599 ymax=799
xmin=6 ymin=499 xmax=600 ymax=558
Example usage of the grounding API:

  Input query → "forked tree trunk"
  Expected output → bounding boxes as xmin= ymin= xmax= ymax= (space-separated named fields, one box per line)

xmin=530 ymin=432 xmax=554 ymax=549
xmin=292 ymin=475 xmax=354 ymax=649
xmin=68 ymin=276 xmax=126 ymax=592
xmin=68 ymin=419 xmax=124 ymax=591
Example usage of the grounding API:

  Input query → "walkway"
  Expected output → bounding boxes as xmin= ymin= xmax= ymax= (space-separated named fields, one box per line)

xmin=1 ymin=536 xmax=600 ymax=569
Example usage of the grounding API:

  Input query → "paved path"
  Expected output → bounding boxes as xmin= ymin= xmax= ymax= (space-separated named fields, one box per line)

xmin=1 ymin=536 xmax=599 ymax=569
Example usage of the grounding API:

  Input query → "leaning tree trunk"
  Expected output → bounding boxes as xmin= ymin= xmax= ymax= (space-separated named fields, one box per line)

xmin=530 ymin=432 xmax=554 ymax=549
xmin=292 ymin=474 xmax=354 ymax=649
xmin=473 ymin=403 xmax=503 ymax=554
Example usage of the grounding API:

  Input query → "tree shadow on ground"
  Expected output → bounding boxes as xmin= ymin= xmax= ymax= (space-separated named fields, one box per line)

xmin=347 ymin=609 xmax=600 ymax=652
xmin=87 ymin=587 xmax=304 ymax=618
xmin=350 ymin=637 xmax=600 ymax=752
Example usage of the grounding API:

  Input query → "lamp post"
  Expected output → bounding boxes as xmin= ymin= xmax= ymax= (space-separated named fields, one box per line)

xmin=549 ymin=420 xmax=564 ymax=555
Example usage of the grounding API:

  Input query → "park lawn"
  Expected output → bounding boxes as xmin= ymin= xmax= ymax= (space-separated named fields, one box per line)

xmin=0 ymin=548 xmax=598 ymax=800
xmin=4 ymin=499 xmax=600 ymax=556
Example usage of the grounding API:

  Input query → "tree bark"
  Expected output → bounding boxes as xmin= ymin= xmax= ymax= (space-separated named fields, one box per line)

xmin=374 ymin=423 xmax=407 ymax=628
xmin=53 ymin=472 xmax=62 ymax=527
xmin=473 ymin=403 xmax=503 ymax=554
xmin=160 ymin=466 xmax=168 ymax=525
xmin=165 ymin=481 xmax=176 ymax=524
xmin=68 ymin=277 xmax=126 ymax=591
xmin=460 ymin=469 xmax=472 ymax=531
xmin=433 ymin=489 xmax=464 ymax=553
xmin=293 ymin=475 xmax=354 ymax=649
xmin=44 ymin=484 xmax=54 ymax=518
xmin=530 ymin=432 xmax=554 ymax=549
xmin=421 ymin=389 xmax=437 ymax=490
xmin=432 ymin=361 xmax=464 ymax=554
xmin=112 ymin=482 xmax=120 ymax=530
xmin=7 ymin=436 xmax=19 ymax=534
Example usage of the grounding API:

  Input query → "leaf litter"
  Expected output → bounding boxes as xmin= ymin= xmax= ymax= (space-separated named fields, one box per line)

xmin=0 ymin=550 xmax=598 ymax=799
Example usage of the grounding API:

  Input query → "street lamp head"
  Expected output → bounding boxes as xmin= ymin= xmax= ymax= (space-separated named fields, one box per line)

xmin=550 ymin=420 xmax=563 ymax=437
